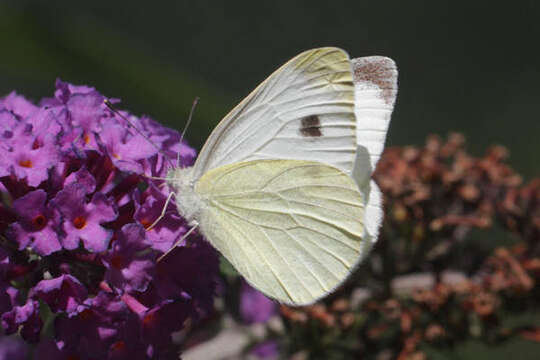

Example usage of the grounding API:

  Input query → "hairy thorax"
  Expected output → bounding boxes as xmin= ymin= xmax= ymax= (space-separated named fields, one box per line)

xmin=166 ymin=166 xmax=203 ymax=226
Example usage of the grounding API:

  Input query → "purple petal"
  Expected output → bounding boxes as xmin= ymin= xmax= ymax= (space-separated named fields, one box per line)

xmin=98 ymin=125 xmax=157 ymax=173
xmin=66 ymin=92 xmax=105 ymax=132
xmin=103 ymin=224 xmax=155 ymax=292
xmin=240 ymin=281 xmax=276 ymax=324
xmin=153 ymin=240 xmax=218 ymax=315
xmin=133 ymin=184 xmax=185 ymax=252
xmin=0 ymin=110 xmax=20 ymax=142
xmin=54 ymin=78 xmax=96 ymax=104
xmin=0 ymin=336 xmax=28 ymax=360
xmin=53 ymin=186 xmax=117 ymax=252
xmin=106 ymin=256 xmax=155 ymax=293
xmin=250 ymin=340 xmax=280 ymax=359
xmin=9 ymin=190 xmax=62 ymax=255
xmin=0 ymin=92 xmax=38 ymax=119
xmin=63 ymin=168 xmax=97 ymax=193
xmin=1 ymin=299 xmax=42 ymax=342
xmin=31 ymin=275 xmax=88 ymax=314
xmin=140 ymin=300 xmax=189 ymax=350
xmin=0 ymin=281 xmax=14 ymax=315
xmin=53 ymin=292 xmax=128 ymax=358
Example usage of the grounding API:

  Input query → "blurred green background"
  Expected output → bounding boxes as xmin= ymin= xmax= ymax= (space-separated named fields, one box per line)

xmin=1 ymin=1 xmax=538 ymax=180
xmin=1 ymin=1 xmax=538 ymax=358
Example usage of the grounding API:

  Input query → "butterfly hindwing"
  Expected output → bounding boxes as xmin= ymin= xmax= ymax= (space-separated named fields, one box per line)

xmin=194 ymin=159 xmax=365 ymax=305
xmin=192 ymin=48 xmax=357 ymax=180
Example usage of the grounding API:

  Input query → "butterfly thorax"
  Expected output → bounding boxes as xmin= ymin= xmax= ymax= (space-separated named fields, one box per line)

xmin=166 ymin=166 xmax=202 ymax=226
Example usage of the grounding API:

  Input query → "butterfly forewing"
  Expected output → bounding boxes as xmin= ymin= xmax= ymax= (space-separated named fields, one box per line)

xmin=352 ymin=56 xmax=397 ymax=172
xmin=194 ymin=159 xmax=365 ymax=305
xmin=350 ymin=56 xmax=398 ymax=256
xmin=192 ymin=48 xmax=357 ymax=181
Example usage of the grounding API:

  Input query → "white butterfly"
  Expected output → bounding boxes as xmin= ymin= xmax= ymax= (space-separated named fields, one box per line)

xmin=165 ymin=48 xmax=397 ymax=305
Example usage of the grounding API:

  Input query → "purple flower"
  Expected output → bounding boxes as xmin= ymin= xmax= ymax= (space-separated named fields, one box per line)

xmin=63 ymin=167 xmax=97 ymax=193
xmin=53 ymin=79 xmax=96 ymax=104
xmin=0 ymin=92 xmax=38 ymax=119
xmin=98 ymin=124 xmax=157 ymax=173
xmin=120 ymin=293 xmax=189 ymax=359
xmin=250 ymin=340 xmax=280 ymax=359
xmin=136 ymin=115 xmax=196 ymax=177
xmin=0 ymin=248 xmax=9 ymax=276
xmin=139 ymin=299 xmax=189 ymax=351
xmin=133 ymin=184 xmax=186 ymax=252
xmin=31 ymin=275 xmax=88 ymax=314
xmin=66 ymin=91 xmax=105 ymax=131
xmin=103 ymin=223 xmax=155 ymax=293
xmin=9 ymin=189 xmax=62 ymax=255
xmin=1 ymin=122 xmax=59 ymax=187
xmin=0 ymin=110 xmax=20 ymax=144
xmin=0 ymin=336 xmax=28 ymax=360
xmin=240 ymin=281 xmax=277 ymax=324
xmin=1 ymin=299 xmax=42 ymax=342
xmin=53 ymin=184 xmax=117 ymax=252
xmin=54 ymin=292 xmax=125 ymax=358
xmin=151 ymin=240 xmax=218 ymax=316
xmin=0 ymin=282 xmax=13 ymax=316
xmin=0 ymin=105 xmax=63 ymax=187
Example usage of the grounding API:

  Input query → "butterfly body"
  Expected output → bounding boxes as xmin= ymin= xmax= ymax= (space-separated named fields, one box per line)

xmin=167 ymin=166 xmax=201 ymax=226
xmin=164 ymin=48 xmax=397 ymax=305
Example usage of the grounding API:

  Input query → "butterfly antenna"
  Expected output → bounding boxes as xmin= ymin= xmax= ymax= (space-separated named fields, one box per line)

xmin=177 ymin=97 xmax=200 ymax=167
xmin=104 ymin=99 xmax=175 ymax=169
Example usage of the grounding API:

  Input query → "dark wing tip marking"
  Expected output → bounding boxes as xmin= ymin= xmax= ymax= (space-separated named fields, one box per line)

xmin=352 ymin=57 xmax=397 ymax=106
xmin=300 ymin=115 xmax=322 ymax=137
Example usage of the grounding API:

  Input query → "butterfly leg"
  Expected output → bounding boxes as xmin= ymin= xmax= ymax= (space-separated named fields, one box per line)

xmin=146 ymin=191 xmax=176 ymax=231
xmin=157 ymin=224 xmax=199 ymax=263
xmin=144 ymin=174 xmax=170 ymax=181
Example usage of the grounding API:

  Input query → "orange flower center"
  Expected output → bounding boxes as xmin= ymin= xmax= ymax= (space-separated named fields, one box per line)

xmin=73 ymin=216 xmax=87 ymax=229
xmin=140 ymin=218 xmax=152 ymax=230
xmin=32 ymin=214 xmax=47 ymax=230
xmin=18 ymin=159 xmax=33 ymax=168
xmin=110 ymin=341 xmax=126 ymax=352
xmin=143 ymin=312 xmax=157 ymax=326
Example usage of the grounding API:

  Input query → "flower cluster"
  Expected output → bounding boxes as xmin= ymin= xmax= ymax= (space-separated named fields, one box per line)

xmin=0 ymin=81 xmax=218 ymax=359
xmin=280 ymin=243 xmax=539 ymax=360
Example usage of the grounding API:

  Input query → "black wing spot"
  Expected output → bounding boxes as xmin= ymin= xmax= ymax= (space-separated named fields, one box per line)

xmin=299 ymin=115 xmax=322 ymax=137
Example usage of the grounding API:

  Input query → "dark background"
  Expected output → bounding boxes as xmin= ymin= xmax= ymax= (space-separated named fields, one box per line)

xmin=1 ymin=1 xmax=538 ymax=180
xmin=1 ymin=1 xmax=539 ymax=358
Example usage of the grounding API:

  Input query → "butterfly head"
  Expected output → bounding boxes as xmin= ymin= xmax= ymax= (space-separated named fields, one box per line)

xmin=166 ymin=166 xmax=202 ymax=226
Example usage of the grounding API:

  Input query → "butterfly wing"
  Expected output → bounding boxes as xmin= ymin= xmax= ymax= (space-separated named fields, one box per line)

xmin=352 ymin=56 xmax=397 ymax=171
xmin=194 ymin=159 xmax=365 ymax=305
xmin=351 ymin=56 xmax=398 ymax=251
xmin=191 ymin=47 xmax=357 ymax=180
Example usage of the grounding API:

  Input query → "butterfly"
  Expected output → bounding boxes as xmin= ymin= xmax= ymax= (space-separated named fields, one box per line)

xmin=165 ymin=48 xmax=397 ymax=305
